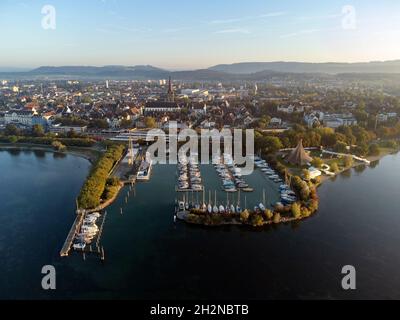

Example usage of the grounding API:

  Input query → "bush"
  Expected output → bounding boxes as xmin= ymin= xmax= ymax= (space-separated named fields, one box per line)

xmin=380 ymin=140 xmax=397 ymax=149
xmin=368 ymin=143 xmax=380 ymax=156
xmin=344 ymin=155 xmax=354 ymax=168
xmin=273 ymin=212 xmax=281 ymax=224
xmin=240 ymin=210 xmax=250 ymax=223
xmin=291 ymin=202 xmax=302 ymax=219
xmin=250 ymin=214 xmax=264 ymax=227
xmin=52 ymin=141 xmax=66 ymax=151
xmin=264 ymin=209 xmax=273 ymax=220
xmin=311 ymin=157 xmax=324 ymax=169
xmin=330 ymin=162 xmax=339 ymax=173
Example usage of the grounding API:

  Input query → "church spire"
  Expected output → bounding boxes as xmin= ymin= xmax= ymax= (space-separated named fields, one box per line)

xmin=167 ymin=76 xmax=174 ymax=102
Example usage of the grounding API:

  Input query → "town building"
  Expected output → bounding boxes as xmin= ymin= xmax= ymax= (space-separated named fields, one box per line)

xmin=323 ymin=113 xmax=357 ymax=129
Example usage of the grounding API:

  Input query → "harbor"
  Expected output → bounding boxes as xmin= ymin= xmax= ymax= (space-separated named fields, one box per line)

xmin=3 ymin=149 xmax=400 ymax=299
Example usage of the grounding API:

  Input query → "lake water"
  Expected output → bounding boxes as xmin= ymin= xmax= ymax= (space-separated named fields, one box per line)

xmin=1 ymin=148 xmax=400 ymax=300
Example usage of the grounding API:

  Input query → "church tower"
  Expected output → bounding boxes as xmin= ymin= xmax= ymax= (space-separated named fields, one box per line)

xmin=167 ymin=76 xmax=175 ymax=102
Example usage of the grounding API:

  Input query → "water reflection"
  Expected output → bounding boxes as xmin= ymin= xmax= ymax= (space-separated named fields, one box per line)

xmin=33 ymin=150 xmax=46 ymax=158
xmin=370 ymin=160 xmax=380 ymax=169
xmin=340 ymin=169 xmax=352 ymax=178
xmin=53 ymin=152 xmax=67 ymax=159
xmin=354 ymin=164 xmax=367 ymax=174
xmin=7 ymin=149 xmax=21 ymax=156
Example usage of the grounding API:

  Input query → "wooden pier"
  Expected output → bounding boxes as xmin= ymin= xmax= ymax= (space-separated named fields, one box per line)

xmin=60 ymin=211 xmax=85 ymax=257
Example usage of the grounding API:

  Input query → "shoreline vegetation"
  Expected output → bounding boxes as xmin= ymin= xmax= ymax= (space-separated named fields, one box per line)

xmin=77 ymin=144 xmax=125 ymax=210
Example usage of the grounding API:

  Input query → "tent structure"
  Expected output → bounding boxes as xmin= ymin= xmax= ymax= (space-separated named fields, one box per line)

xmin=287 ymin=139 xmax=313 ymax=166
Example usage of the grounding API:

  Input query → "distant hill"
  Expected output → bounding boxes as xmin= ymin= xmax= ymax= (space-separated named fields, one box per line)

xmin=209 ymin=60 xmax=400 ymax=74
xmin=30 ymin=65 xmax=170 ymax=79
xmin=2 ymin=61 xmax=400 ymax=80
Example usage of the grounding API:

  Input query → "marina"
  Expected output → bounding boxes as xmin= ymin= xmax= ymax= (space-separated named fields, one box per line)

xmin=3 ymin=149 xmax=400 ymax=299
xmin=213 ymin=153 xmax=254 ymax=193
xmin=253 ymin=157 xmax=297 ymax=206
xmin=60 ymin=209 xmax=107 ymax=258
xmin=176 ymin=156 xmax=204 ymax=192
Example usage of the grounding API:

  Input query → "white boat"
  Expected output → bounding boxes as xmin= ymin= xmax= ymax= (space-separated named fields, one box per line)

xmin=87 ymin=212 xmax=101 ymax=219
xmin=178 ymin=201 xmax=185 ymax=211
xmin=84 ymin=216 xmax=97 ymax=224
xmin=208 ymin=204 xmax=213 ymax=214
xmin=219 ymin=205 xmax=225 ymax=213
xmin=230 ymin=205 xmax=236 ymax=213
xmin=213 ymin=205 xmax=219 ymax=214
xmin=137 ymin=156 xmax=153 ymax=181
xmin=259 ymin=203 xmax=266 ymax=211
xmin=81 ymin=225 xmax=98 ymax=233
xmin=73 ymin=242 xmax=86 ymax=250
xmin=192 ymin=184 xmax=203 ymax=191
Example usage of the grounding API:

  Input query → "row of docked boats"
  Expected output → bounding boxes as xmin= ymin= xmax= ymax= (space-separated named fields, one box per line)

xmin=73 ymin=212 xmax=101 ymax=250
xmin=178 ymin=191 xmax=243 ymax=214
xmin=177 ymin=157 xmax=203 ymax=192
xmin=255 ymin=157 xmax=283 ymax=184
xmin=213 ymin=154 xmax=253 ymax=193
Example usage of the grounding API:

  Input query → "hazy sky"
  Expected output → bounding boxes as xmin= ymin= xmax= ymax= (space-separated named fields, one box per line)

xmin=1 ymin=0 xmax=400 ymax=69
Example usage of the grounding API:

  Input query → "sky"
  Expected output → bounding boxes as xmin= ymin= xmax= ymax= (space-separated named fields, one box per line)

xmin=1 ymin=0 xmax=400 ymax=70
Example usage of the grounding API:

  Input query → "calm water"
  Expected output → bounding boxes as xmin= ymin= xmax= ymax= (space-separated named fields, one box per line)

xmin=1 ymin=148 xmax=400 ymax=300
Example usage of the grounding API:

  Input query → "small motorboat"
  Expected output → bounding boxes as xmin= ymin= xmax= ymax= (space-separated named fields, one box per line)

xmin=73 ymin=242 xmax=86 ymax=250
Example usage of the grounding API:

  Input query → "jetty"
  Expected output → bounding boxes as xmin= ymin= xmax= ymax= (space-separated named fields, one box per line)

xmin=60 ymin=209 xmax=85 ymax=257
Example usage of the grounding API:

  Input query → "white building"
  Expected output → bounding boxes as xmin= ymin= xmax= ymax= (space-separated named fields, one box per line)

xmin=324 ymin=113 xmax=357 ymax=129
xmin=5 ymin=110 xmax=37 ymax=127
xmin=270 ymin=117 xmax=282 ymax=126
xmin=49 ymin=124 xmax=87 ymax=134
xmin=304 ymin=111 xmax=324 ymax=128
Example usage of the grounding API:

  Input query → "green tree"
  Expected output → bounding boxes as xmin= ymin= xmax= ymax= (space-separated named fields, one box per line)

xmin=52 ymin=140 xmax=66 ymax=151
xmin=302 ymin=169 xmax=311 ymax=180
xmin=264 ymin=209 xmax=273 ymax=220
xmin=32 ymin=124 xmax=45 ymax=137
xmin=264 ymin=136 xmax=283 ymax=154
xmin=368 ymin=143 xmax=380 ymax=156
xmin=251 ymin=214 xmax=264 ymax=227
xmin=273 ymin=212 xmax=281 ymax=224
xmin=5 ymin=124 xmax=21 ymax=136
xmin=120 ymin=119 xmax=132 ymax=129
xmin=311 ymin=157 xmax=324 ymax=169
xmin=291 ymin=202 xmax=302 ymax=219
xmin=334 ymin=141 xmax=348 ymax=153
xmin=144 ymin=117 xmax=157 ymax=129
xmin=89 ymin=119 xmax=109 ymax=129
xmin=344 ymin=155 xmax=354 ymax=168
xmin=330 ymin=162 xmax=339 ymax=173
xmin=240 ymin=209 xmax=250 ymax=223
